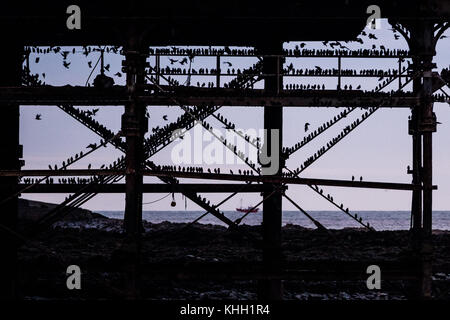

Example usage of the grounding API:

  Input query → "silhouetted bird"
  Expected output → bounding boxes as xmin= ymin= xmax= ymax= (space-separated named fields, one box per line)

xmin=61 ymin=51 xmax=69 ymax=59
xmin=88 ymin=164 xmax=91 ymax=169
xmin=368 ymin=33 xmax=377 ymax=40
xmin=169 ymin=59 xmax=178 ymax=64
xmin=88 ymin=61 xmax=92 ymax=68
xmin=104 ymin=64 xmax=110 ymax=72
xmin=63 ymin=61 xmax=71 ymax=69
xmin=92 ymin=108 xmax=99 ymax=116
xmin=163 ymin=115 xmax=168 ymax=121
xmin=179 ymin=57 xmax=188 ymax=65
xmin=35 ymin=114 xmax=42 ymax=120
xmin=87 ymin=143 xmax=96 ymax=150
xmin=114 ymin=72 xmax=122 ymax=77
xmin=360 ymin=176 xmax=363 ymax=182
xmin=35 ymin=57 xmax=40 ymax=63
xmin=352 ymin=175 xmax=355 ymax=181
xmin=304 ymin=123 xmax=310 ymax=132
xmin=223 ymin=61 xmax=232 ymax=67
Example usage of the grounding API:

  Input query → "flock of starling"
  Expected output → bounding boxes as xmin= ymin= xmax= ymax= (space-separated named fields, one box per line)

xmin=19 ymin=24 xmax=449 ymax=229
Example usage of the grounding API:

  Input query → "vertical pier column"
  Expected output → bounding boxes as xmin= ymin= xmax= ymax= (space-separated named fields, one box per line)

xmin=408 ymin=20 xmax=436 ymax=299
xmin=120 ymin=38 xmax=148 ymax=297
xmin=410 ymin=57 xmax=422 ymax=237
xmin=122 ymin=43 xmax=148 ymax=236
xmin=0 ymin=43 xmax=23 ymax=299
xmin=419 ymin=22 xmax=435 ymax=299
xmin=258 ymin=42 xmax=284 ymax=300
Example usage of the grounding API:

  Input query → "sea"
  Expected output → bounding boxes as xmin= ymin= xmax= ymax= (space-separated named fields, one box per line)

xmin=98 ymin=210 xmax=450 ymax=231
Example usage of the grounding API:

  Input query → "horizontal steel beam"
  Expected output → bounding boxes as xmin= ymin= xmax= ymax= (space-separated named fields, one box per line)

xmin=0 ymin=86 xmax=421 ymax=107
xmin=3 ymin=170 xmax=436 ymax=191
xmin=17 ymin=183 xmax=271 ymax=193
xmin=1 ymin=1 xmax=447 ymax=48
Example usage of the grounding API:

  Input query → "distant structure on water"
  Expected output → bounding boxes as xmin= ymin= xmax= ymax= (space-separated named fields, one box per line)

xmin=236 ymin=199 xmax=259 ymax=213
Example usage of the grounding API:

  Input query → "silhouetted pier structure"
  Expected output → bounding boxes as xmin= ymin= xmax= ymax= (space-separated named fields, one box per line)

xmin=0 ymin=0 xmax=449 ymax=300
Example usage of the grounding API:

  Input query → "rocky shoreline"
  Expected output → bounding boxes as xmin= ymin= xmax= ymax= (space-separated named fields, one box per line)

xmin=15 ymin=200 xmax=450 ymax=300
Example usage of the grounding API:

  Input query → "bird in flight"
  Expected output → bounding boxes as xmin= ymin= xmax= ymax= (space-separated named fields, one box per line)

xmin=92 ymin=108 xmax=99 ymax=116
xmin=394 ymin=34 xmax=400 ymax=40
xmin=35 ymin=114 xmax=42 ymax=120
xmin=63 ymin=61 xmax=71 ymax=69
xmin=114 ymin=72 xmax=122 ymax=77
xmin=223 ymin=61 xmax=232 ymax=67
xmin=163 ymin=115 xmax=168 ymax=121
xmin=304 ymin=122 xmax=310 ymax=132
xmin=104 ymin=64 xmax=110 ymax=72
xmin=88 ymin=61 xmax=92 ymax=68
xmin=35 ymin=57 xmax=40 ymax=63
xmin=169 ymin=59 xmax=178 ymax=64
xmin=179 ymin=57 xmax=188 ymax=65
xmin=61 ymin=51 xmax=69 ymax=60
xmin=368 ymin=33 xmax=378 ymax=40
